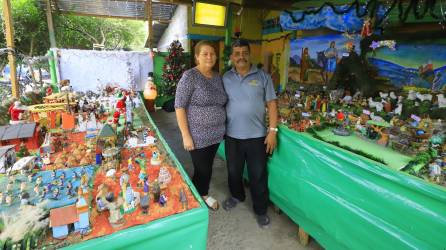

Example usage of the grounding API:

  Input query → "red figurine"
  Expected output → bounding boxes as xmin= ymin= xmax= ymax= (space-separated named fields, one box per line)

xmin=361 ymin=17 xmax=372 ymax=38
xmin=336 ymin=110 xmax=345 ymax=121
xmin=9 ymin=101 xmax=27 ymax=124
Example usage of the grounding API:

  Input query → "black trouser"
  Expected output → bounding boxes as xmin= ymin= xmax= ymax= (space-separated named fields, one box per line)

xmin=190 ymin=143 xmax=220 ymax=196
xmin=225 ymin=136 xmax=268 ymax=215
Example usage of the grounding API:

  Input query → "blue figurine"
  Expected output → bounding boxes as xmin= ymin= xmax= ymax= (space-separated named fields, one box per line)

xmin=143 ymin=176 xmax=150 ymax=193
xmin=159 ymin=192 xmax=167 ymax=207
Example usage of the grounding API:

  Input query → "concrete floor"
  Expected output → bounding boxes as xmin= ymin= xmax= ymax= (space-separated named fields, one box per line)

xmin=151 ymin=110 xmax=323 ymax=250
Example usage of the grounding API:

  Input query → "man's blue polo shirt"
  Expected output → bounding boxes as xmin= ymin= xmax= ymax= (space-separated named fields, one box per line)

xmin=223 ymin=65 xmax=277 ymax=139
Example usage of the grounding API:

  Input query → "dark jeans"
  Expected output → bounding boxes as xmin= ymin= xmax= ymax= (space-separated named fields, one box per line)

xmin=190 ymin=143 xmax=220 ymax=196
xmin=225 ymin=136 xmax=268 ymax=215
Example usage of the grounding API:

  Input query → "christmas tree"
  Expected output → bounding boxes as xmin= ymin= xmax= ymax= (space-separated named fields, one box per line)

xmin=161 ymin=40 xmax=187 ymax=97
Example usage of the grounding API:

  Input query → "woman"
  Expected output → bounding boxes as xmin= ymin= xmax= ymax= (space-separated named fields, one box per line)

xmin=175 ymin=41 xmax=227 ymax=210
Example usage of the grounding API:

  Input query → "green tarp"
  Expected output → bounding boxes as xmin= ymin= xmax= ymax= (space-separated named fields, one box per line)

xmin=64 ymin=96 xmax=208 ymax=249
xmin=218 ymin=126 xmax=446 ymax=250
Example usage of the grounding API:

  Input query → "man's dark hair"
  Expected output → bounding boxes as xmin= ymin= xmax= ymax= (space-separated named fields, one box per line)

xmin=231 ymin=39 xmax=250 ymax=53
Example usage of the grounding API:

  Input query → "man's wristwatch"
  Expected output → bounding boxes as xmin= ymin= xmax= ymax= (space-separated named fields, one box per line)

xmin=268 ymin=127 xmax=278 ymax=132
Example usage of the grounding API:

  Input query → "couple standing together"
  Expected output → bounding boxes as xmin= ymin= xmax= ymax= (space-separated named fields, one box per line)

xmin=175 ymin=39 xmax=278 ymax=228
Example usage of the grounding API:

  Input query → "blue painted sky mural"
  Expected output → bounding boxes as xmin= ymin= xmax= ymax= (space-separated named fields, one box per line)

xmin=289 ymin=33 xmax=361 ymax=84
xmin=367 ymin=42 xmax=446 ymax=90
xmin=281 ymin=5 xmax=386 ymax=32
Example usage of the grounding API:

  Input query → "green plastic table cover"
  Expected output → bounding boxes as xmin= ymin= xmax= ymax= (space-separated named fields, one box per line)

xmin=218 ymin=125 xmax=446 ymax=250
xmin=63 ymin=96 xmax=209 ymax=250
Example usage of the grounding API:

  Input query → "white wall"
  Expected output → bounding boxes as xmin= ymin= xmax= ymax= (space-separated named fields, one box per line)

xmin=157 ymin=5 xmax=189 ymax=52
xmin=57 ymin=49 xmax=153 ymax=91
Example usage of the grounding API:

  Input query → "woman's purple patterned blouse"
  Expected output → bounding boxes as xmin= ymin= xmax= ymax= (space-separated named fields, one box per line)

xmin=175 ymin=68 xmax=228 ymax=149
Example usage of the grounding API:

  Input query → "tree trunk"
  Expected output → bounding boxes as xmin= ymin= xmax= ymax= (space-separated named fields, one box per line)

xmin=29 ymin=36 xmax=35 ymax=56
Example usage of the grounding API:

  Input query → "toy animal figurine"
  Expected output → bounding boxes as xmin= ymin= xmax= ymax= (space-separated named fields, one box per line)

xmin=437 ymin=94 xmax=446 ymax=108
xmin=394 ymin=103 xmax=403 ymax=116
xmin=379 ymin=91 xmax=388 ymax=99
xmin=416 ymin=92 xmax=432 ymax=102
xmin=407 ymin=90 xmax=417 ymax=100
xmin=370 ymin=112 xmax=385 ymax=122
xmin=389 ymin=91 xmax=397 ymax=100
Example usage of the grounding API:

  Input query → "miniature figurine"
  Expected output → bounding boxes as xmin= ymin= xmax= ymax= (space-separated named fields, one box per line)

xmin=20 ymin=181 xmax=27 ymax=193
xmin=6 ymin=181 xmax=13 ymax=193
xmin=152 ymin=180 xmax=161 ymax=202
xmin=105 ymin=192 xmax=125 ymax=227
xmin=140 ymin=177 xmax=150 ymax=215
xmin=127 ymin=158 xmax=133 ymax=172
xmin=360 ymin=16 xmax=373 ymax=38
xmin=179 ymin=188 xmax=188 ymax=210
xmin=158 ymin=166 xmax=171 ymax=189
xmin=150 ymin=150 xmax=162 ymax=166
xmin=96 ymin=184 xmax=109 ymax=212
xmin=52 ymin=187 xmax=60 ymax=200
xmin=67 ymin=181 xmax=75 ymax=198
xmin=8 ymin=101 xmax=27 ymax=124
xmin=159 ymin=192 xmax=167 ymax=207
xmin=5 ymin=194 xmax=13 ymax=205
xmin=138 ymin=167 xmax=146 ymax=187
xmin=20 ymin=192 xmax=30 ymax=206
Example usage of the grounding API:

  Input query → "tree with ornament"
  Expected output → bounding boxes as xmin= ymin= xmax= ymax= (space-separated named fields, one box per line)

xmin=161 ymin=40 xmax=187 ymax=100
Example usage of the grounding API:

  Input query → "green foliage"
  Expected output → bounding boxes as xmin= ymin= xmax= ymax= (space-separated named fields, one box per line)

xmin=0 ymin=0 xmax=49 ymax=57
xmin=54 ymin=15 xmax=146 ymax=50
xmin=0 ymin=0 xmax=146 ymax=60
xmin=160 ymin=40 xmax=187 ymax=97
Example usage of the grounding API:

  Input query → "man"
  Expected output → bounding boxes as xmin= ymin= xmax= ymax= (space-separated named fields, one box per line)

xmin=222 ymin=39 xmax=278 ymax=228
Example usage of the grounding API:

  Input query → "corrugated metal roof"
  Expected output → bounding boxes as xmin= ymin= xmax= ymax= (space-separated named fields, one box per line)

xmin=2 ymin=125 xmax=21 ymax=140
xmin=38 ymin=0 xmax=176 ymax=20
xmin=38 ymin=0 xmax=177 ymax=48
xmin=0 ymin=123 xmax=36 ymax=141
xmin=0 ymin=126 xmax=6 ymax=139
xmin=18 ymin=123 xmax=37 ymax=139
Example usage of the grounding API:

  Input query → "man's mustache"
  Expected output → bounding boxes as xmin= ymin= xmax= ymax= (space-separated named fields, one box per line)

xmin=237 ymin=59 xmax=247 ymax=63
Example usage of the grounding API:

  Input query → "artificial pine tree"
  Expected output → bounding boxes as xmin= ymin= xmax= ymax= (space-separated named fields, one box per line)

xmin=161 ymin=40 xmax=187 ymax=97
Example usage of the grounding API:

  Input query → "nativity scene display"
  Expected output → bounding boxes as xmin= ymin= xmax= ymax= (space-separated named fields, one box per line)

xmin=0 ymin=83 xmax=200 ymax=249
xmin=281 ymin=4 xmax=446 ymax=188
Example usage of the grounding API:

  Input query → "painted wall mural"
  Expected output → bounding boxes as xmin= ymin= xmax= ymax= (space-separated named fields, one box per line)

xmin=289 ymin=33 xmax=361 ymax=85
xmin=367 ymin=41 xmax=446 ymax=91
xmin=289 ymin=34 xmax=446 ymax=91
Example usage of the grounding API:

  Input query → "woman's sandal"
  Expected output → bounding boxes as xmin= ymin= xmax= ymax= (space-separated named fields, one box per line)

xmin=203 ymin=196 xmax=219 ymax=211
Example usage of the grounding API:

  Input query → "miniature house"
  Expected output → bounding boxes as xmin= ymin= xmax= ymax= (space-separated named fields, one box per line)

xmin=97 ymin=124 xmax=117 ymax=148
xmin=49 ymin=195 xmax=90 ymax=239
xmin=0 ymin=122 xmax=42 ymax=151
xmin=0 ymin=145 xmax=16 ymax=174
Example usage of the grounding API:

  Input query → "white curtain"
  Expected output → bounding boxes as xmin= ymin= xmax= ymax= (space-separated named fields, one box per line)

xmin=58 ymin=49 xmax=153 ymax=91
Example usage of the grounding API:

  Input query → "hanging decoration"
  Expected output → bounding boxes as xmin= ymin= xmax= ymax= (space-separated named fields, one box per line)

xmin=281 ymin=0 xmax=443 ymax=31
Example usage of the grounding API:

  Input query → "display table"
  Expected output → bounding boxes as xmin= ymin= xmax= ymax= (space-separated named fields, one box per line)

xmin=64 ymin=104 xmax=209 ymax=249
xmin=218 ymin=125 xmax=446 ymax=249
xmin=0 ymin=96 xmax=208 ymax=250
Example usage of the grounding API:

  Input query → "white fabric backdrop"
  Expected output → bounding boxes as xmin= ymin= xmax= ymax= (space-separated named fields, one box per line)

xmin=58 ymin=49 xmax=153 ymax=91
